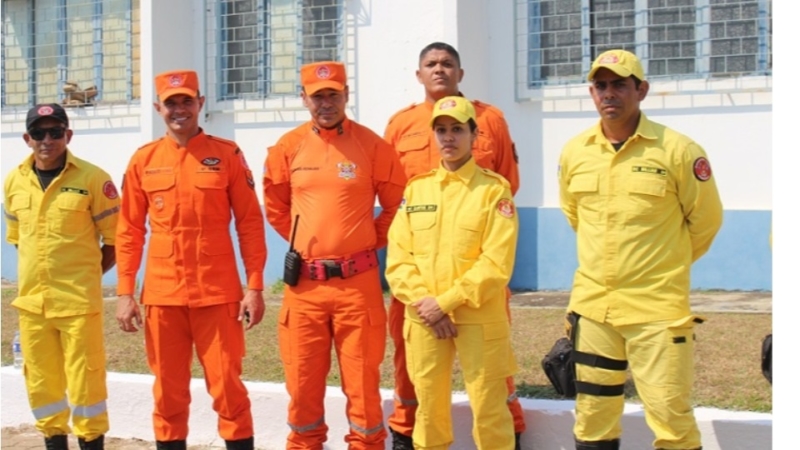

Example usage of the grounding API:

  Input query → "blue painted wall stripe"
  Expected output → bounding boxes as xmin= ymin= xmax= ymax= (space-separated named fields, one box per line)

xmin=0 ymin=206 xmax=771 ymax=291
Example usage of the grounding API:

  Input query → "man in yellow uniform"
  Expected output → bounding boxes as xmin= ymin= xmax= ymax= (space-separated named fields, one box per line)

xmin=386 ymin=96 xmax=519 ymax=450
xmin=558 ymin=49 xmax=723 ymax=450
xmin=3 ymin=103 xmax=120 ymax=450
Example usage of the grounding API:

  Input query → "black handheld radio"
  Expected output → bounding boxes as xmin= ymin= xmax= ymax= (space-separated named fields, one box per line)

xmin=283 ymin=215 xmax=301 ymax=286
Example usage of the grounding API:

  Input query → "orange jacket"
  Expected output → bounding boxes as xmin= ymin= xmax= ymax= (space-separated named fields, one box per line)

xmin=263 ymin=119 xmax=406 ymax=258
xmin=384 ymin=98 xmax=520 ymax=195
xmin=116 ymin=131 xmax=266 ymax=307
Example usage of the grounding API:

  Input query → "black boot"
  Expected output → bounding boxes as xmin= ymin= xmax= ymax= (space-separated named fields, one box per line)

xmin=156 ymin=440 xmax=187 ymax=450
xmin=575 ymin=438 xmax=620 ymax=450
xmin=515 ymin=432 xmax=522 ymax=450
xmin=390 ymin=428 xmax=414 ymax=450
xmin=78 ymin=435 xmax=104 ymax=450
xmin=225 ymin=436 xmax=254 ymax=450
xmin=44 ymin=435 xmax=69 ymax=450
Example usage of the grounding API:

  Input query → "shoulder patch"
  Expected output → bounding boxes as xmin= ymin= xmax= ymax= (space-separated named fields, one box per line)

xmin=135 ymin=137 xmax=165 ymax=153
xmin=471 ymin=99 xmax=506 ymax=119
xmin=496 ymin=198 xmax=515 ymax=218
xmin=693 ymin=157 xmax=712 ymax=181
xmin=481 ymin=169 xmax=511 ymax=188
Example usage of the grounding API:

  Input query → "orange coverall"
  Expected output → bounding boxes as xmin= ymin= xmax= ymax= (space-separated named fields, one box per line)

xmin=116 ymin=131 xmax=266 ymax=441
xmin=383 ymin=98 xmax=525 ymax=436
xmin=263 ymin=119 xmax=406 ymax=450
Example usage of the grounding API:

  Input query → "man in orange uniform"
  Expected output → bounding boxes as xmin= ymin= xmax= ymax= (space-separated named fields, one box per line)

xmin=115 ymin=70 xmax=267 ymax=450
xmin=383 ymin=42 xmax=525 ymax=450
xmin=263 ymin=61 xmax=406 ymax=450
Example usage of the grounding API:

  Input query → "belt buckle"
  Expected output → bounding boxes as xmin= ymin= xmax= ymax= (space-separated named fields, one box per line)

xmin=322 ymin=260 xmax=344 ymax=279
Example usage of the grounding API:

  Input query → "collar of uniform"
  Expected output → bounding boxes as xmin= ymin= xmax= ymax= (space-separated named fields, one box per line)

xmin=424 ymin=91 xmax=467 ymax=108
xmin=163 ymin=128 xmax=208 ymax=149
xmin=18 ymin=148 xmax=80 ymax=175
xmin=311 ymin=117 xmax=351 ymax=139
xmin=434 ymin=156 xmax=478 ymax=184
xmin=585 ymin=112 xmax=658 ymax=147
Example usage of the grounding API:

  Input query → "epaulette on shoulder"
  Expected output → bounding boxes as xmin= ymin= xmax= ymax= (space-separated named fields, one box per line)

xmin=387 ymin=103 xmax=419 ymax=125
xmin=135 ymin=137 xmax=164 ymax=152
xmin=407 ymin=168 xmax=437 ymax=184
xmin=480 ymin=167 xmax=511 ymax=188
xmin=207 ymin=134 xmax=239 ymax=150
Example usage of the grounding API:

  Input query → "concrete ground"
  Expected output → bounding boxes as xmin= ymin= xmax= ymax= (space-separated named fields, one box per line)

xmin=1 ymin=290 xmax=772 ymax=449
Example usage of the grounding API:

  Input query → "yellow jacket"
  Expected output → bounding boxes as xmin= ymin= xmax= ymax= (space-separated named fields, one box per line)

xmin=4 ymin=150 xmax=120 ymax=317
xmin=558 ymin=113 xmax=723 ymax=325
xmin=386 ymin=157 xmax=519 ymax=325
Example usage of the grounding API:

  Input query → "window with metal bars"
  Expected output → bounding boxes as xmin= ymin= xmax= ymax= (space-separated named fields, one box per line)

xmin=520 ymin=0 xmax=771 ymax=88
xmin=1 ymin=0 xmax=141 ymax=108
xmin=210 ymin=0 xmax=343 ymax=101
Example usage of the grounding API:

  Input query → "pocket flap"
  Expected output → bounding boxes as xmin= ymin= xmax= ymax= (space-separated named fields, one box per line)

xmin=57 ymin=194 xmax=90 ymax=212
xmin=568 ymin=174 xmax=598 ymax=194
xmin=629 ymin=178 xmax=667 ymax=197
xmin=141 ymin=174 xmax=176 ymax=192
xmin=10 ymin=193 xmax=31 ymax=211
xmin=396 ymin=134 xmax=429 ymax=153
xmin=194 ymin=173 xmax=228 ymax=189
xmin=148 ymin=233 xmax=174 ymax=258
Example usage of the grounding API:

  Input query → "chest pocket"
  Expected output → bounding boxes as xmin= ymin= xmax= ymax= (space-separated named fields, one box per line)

xmin=194 ymin=170 xmax=230 ymax=220
xmin=568 ymin=174 xmax=602 ymax=222
xmin=455 ymin=213 xmax=486 ymax=259
xmin=142 ymin=173 xmax=176 ymax=219
xmin=53 ymin=193 xmax=91 ymax=236
xmin=626 ymin=178 xmax=669 ymax=221
xmin=472 ymin=132 xmax=496 ymax=170
xmin=9 ymin=193 xmax=32 ymax=235
xmin=409 ymin=210 xmax=437 ymax=255
xmin=396 ymin=134 xmax=431 ymax=177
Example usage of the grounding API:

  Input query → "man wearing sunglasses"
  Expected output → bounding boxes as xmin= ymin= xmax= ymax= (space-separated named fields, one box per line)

xmin=3 ymin=103 xmax=120 ymax=450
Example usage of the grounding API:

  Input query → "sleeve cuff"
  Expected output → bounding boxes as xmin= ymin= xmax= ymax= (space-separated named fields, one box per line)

xmin=247 ymin=272 xmax=264 ymax=291
xmin=117 ymin=277 xmax=136 ymax=296
xmin=436 ymin=291 xmax=464 ymax=314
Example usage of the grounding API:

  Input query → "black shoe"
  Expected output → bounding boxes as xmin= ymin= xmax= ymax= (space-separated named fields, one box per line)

xmin=575 ymin=438 xmax=620 ymax=450
xmin=78 ymin=435 xmax=104 ymax=450
xmin=44 ymin=435 xmax=69 ymax=450
xmin=225 ymin=436 xmax=254 ymax=450
xmin=156 ymin=440 xmax=187 ymax=450
xmin=515 ymin=432 xmax=521 ymax=450
xmin=390 ymin=428 xmax=414 ymax=450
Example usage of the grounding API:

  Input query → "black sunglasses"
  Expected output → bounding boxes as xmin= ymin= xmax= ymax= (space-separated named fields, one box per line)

xmin=28 ymin=127 xmax=67 ymax=140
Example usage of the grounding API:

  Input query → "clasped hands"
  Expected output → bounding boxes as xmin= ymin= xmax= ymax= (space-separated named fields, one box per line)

xmin=412 ymin=296 xmax=458 ymax=339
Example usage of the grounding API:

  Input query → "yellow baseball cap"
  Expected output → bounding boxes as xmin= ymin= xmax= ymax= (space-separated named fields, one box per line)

xmin=430 ymin=96 xmax=476 ymax=127
xmin=587 ymin=49 xmax=646 ymax=81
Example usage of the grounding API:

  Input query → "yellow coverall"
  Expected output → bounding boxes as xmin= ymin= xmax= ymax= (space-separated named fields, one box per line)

xmin=4 ymin=150 xmax=120 ymax=441
xmin=386 ymin=157 xmax=519 ymax=450
xmin=558 ymin=113 xmax=723 ymax=449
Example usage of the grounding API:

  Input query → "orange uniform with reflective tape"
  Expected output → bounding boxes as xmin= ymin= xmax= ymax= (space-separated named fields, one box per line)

xmin=383 ymin=97 xmax=526 ymax=437
xmin=264 ymin=118 xmax=406 ymax=450
xmin=115 ymin=130 xmax=266 ymax=442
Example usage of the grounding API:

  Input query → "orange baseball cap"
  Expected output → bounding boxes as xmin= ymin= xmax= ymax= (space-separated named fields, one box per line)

xmin=587 ymin=49 xmax=646 ymax=81
xmin=430 ymin=96 xmax=476 ymax=127
xmin=155 ymin=69 xmax=200 ymax=101
xmin=300 ymin=61 xmax=346 ymax=95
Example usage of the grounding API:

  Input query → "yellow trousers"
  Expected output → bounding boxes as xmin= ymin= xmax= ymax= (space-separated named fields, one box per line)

xmin=573 ymin=315 xmax=703 ymax=449
xmin=18 ymin=310 xmax=108 ymax=440
xmin=404 ymin=320 xmax=517 ymax=450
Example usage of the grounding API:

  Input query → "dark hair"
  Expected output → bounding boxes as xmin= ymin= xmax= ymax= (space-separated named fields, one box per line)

xmin=467 ymin=118 xmax=477 ymax=132
xmin=631 ymin=76 xmax=642 ymax=89
xmin=419 ymin=42 xmax=461 ymax=67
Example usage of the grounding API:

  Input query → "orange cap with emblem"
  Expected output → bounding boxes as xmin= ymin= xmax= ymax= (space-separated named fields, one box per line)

xmin=155 ymin=69 xmax=200 ymax=101
xmin=300 ymin=61 xmax=346 ymax=96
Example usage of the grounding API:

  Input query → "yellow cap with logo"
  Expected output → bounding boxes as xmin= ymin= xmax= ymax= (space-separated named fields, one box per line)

xmin=587 ymin=49 xmax=646 ymax=81
xmin=429 ymin=96 xmax=476 ymax=127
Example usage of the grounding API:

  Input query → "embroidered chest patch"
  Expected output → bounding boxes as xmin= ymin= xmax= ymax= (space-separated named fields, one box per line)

xmin=202 ymin=157 xmax=221 ymax=166
xmin=632 ymin=166 xmax=667 ymax=176
xmin=497 ymin=199 xmax=515 ymax=218
xmin=338 ymin=161 xmax=357 ymax=180
xmin=406 ymin=204 xmax=437 ymax=213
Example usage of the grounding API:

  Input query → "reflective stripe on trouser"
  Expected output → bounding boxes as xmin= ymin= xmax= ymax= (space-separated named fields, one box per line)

xmin=18 ymin=310 xmax=109 ymax=440
xmin=279 ymin=270 xmax=387 ymax=450
xmin=145 ymin=303 xmax=253 ymax=441
xmin=405 ymin=320 xmax=517 ymax=450
xmin=573 ymin=315 xmax=703 ymax=449
xmin=388 ymin=292 xmax=527 ymax=436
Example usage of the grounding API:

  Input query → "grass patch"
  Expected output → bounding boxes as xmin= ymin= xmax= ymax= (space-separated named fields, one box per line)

xmin=1 ymin=289 xmax=772 ymax=412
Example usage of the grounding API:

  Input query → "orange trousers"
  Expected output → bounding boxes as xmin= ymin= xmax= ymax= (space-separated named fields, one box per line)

xmin=279 ymin=269 xmax=388 ymax=450
xmin=387 ymin=289 xmax=527 ymax=437
xmin=145 ymin=303 xmax=252 ymax=441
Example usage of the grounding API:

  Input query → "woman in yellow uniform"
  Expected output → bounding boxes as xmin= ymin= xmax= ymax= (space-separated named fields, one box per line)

xmin=385 ymin=96 xmax=519 ymax=450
